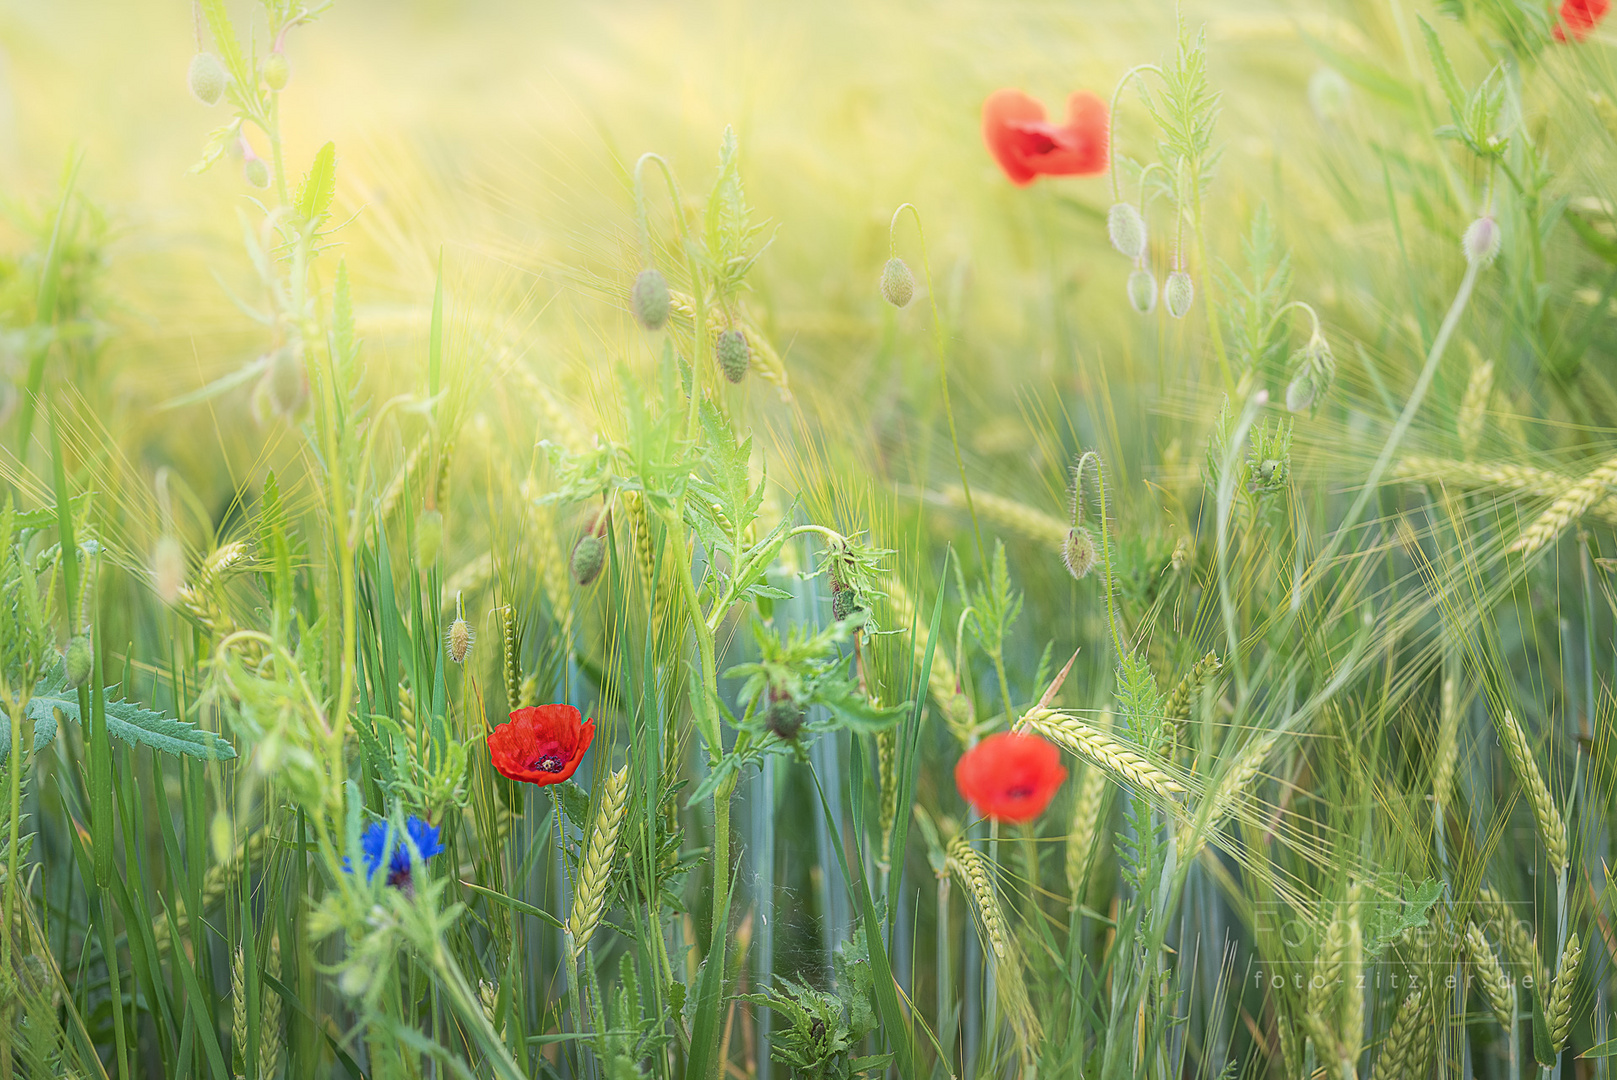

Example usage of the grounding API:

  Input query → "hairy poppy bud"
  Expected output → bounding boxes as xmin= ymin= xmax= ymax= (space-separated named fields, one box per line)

xmin=244 ymin=155 xmax=270 ymax=190
xmin=1164 ymin=271 xmax=1194 ymax=319
xmin=1308 ymin=67 xmax=1351 ymax=122
xmin=263 ymin=50 xmax=290 ymax=91
xmin=764 ymin=698 xmax=804 ymax=741
xmin=447 ymin=617 xmax=474 ymax=664
xmin=1285 ymin=371 xmax=1318 ymax=414
xmin=415 ymin=508 xmax=444 ymax=566
xmin=880 ymin=257 xmax=915 ymax=308
xmin=632 ymin=268 xmax=670 ymax=331
xmin=1463 ymin=215 xmax=1501 ymax=268
xmin=716 ymin=328 xmax=750 ymax=383
xmin=254 ymin=345 xmax=308 ymax=423
xmin=1062 ymin=526 xmax=1098 ymax=580
xmin=64 ymin=633 xmax=93 ymax=688
xmin=188 ymin=53 xmax=228 ymax=106
xmin=1127 ymin=268 xmax=1158 ymax=314
xmin=570 ymin=533 xmax=605 ymax=586
xmin=1106 ymin=203 xmax=1147 ymax=260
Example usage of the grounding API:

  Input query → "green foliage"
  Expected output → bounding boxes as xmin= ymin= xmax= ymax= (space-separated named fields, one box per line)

xmin=747 ymin=926 xmax=888 ymax=1080
xmin=15 ymin=662 xmax=237 ymax=761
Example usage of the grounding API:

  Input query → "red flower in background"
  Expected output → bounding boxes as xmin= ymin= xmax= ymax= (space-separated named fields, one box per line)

xmin=488 ymin=704 xmax=595 ymax=786
xmin=982 ymin=89 xmax=1109 ymax=186
xmin=954 ymin=732 xmax=1068 ymax=822
xmin=1554 ymin=0 xmax=1609 ymax=41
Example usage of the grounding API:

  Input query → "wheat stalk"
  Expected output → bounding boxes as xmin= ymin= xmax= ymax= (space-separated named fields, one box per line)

xmin=936 ymin=485 xmax=1067 ymax=548
xmin=1065 ymin=760 xmax=1108 ymax=907
xmin=1017 ymin=707 xmax=1185 ymax=800
xmin=1508 ymin=452 xmax=1617 ymax=555
xmin=1494 ymin=709 xmax=1568 ymax=870
xmin=1547 ymin=932 xmax=1582 ymax=1052
xmin=944 ymin=833 xmax=1041 ymax=1062
xmin=261 ymin=933 xmax=282 ymax=1080
xmin=231 ymin=947 xmax=248 ymax=1078
xmin=1462 ymin=922 xmax=1514 ymax=1029
xmin=876 ymin=730 xmax=898 ymax=872
xmin=501 ymin=604 xmax=522 ymax=711
xmin=151 ymin=829 xmax=267 ymax=955
xmin=1159 ymin=650 xmax=1222 ymax=746
xmin=567 ymin=764 xmax=630 ymax=958
xmin=1476 ymin=885 xmax=1542 ymax=989
xmin=1431 ymin=674 xmax=1460 ymax=815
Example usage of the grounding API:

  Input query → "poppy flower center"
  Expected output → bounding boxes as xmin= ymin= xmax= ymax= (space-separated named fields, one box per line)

xmin=1006 ymin=784 xmax=1034 ymax=799
xmin=530 ymin=753 xmax=568 ymax=773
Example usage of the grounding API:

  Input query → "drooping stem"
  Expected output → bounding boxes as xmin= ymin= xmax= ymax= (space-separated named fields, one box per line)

xmin=1106 ymin=65 xmax=1164 ymax=204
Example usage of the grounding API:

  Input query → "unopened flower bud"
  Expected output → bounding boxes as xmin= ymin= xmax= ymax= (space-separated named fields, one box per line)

xmin=716 ymin=328 xmax=750 ymax=383
xmin=263 ymin=50 xmax=290 ymax=91
xmin=764 ymin=698 xmax=805 ymax=741
xmin=64 ymin=634 xmax=93 ymax=688
xmin=1463 ymin=215 xmax=1501 ymax=268
xmin=243 ymin=156 xmax=270 ymax=190
xmin=1164 ymin=270 xmax=1195 ymax=319
xmin=880 ymin=257 xmax=915 ymax=308
xmin=1127 ymin=268 xmax=1158 ymax=314
xmin=254 ymin=346 xmax=309 ymax=423
xmin=631 ymin=268 xmax=670 ymax=331
xmin=1308 ymin=67 xmax=1351 ymax=122
xmin=447 ymin=616 xmax=474 ymax=665
xmin=570 ymin=533 xmax=605 ymax=587
xmin=1285 ymin=371 xmax=1319 ymax=414
xmin=1062 ymin=527 xmax=1098 ymax=580
xmin=188 ymin=53 xmax=228 ymax=106
xmin=1107 ymin=203 xmax=1147 ymax=260
xmin=830 ymin=579 xmax=864 ymax=622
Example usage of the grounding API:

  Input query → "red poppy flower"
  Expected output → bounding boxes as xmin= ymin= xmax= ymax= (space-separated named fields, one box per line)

xmin=487 ymin=704 xmax=595 ymax=786
xmin=954 ymin=732 xmax=1068 ymax=823
xmin=1554 ymin=0 xmax=1608 ymax=41
xmin=982 ymin=89 xmax=1109 ymax=187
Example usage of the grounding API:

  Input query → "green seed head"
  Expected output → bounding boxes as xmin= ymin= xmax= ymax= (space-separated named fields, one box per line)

xmin=570 ymin=533 xmax=606 ymax=586
xmin=188 ymin=53 xmax=228 ymax=106
xmin=64 ymin=633 xmax=93 ymax=688
xmin=880 ymin=257 xmax=915 ymax=308
xmin=263 ymin=51 xmax=290 ymax=91
xmin=1127 ymin=268 xmax=1158 ymax=314
xmin=717 ymin=328 xmax=750 ymax=383
xmin=1164 ymin=270 xmax=1195 ymax=319
xmin=631 ymin=268 xmax=671 ymax=331
xmin=1107 ymin=203 xmax=1147 ymax=260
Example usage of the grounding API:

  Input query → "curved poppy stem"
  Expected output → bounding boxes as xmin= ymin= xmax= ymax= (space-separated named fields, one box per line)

xmin=1263 ymin=300 xmax=1323 ymax=343
xmin=1106 ymin=65 xmax=1163 ymax=204
xmin=633 ymin=152 xmax=688 ymax=266
xmin=889 ymin=203 xmax=988 ymax=573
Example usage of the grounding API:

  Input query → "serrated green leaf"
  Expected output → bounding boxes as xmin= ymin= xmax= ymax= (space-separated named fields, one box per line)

xmin=297 ymin=141 xmax=337 ymax=227
xmin=21 ymin=664 xmax=237 ymax=760
xmin=190 ymin=120 xmax=243 ymax=176
xmin=1418 ymin=16 xmax=1467 ymax=125
xmin=198 ymin=0 xmax=249 ymax=92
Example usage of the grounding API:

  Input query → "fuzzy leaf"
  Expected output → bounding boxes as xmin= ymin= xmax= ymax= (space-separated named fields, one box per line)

xmin=21 ymin=664 xmax=237 ymax=760
xmin=296 ymin=142 xmax=338 ymax=227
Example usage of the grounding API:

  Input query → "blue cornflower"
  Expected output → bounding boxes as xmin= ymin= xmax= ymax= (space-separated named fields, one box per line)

xmin=351 ymin=816 xmax=444 ymax=889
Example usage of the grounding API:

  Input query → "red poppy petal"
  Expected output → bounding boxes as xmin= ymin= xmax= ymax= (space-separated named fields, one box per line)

xmin=982 ymin=89 xmax=1047 ymax=185
xmin=1026 ymin=91 xmax=1109 ymax=177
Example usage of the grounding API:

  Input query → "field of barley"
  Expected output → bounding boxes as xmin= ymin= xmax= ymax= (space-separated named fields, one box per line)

xmin=0 ymin=0 xmax=1615 ymax=1077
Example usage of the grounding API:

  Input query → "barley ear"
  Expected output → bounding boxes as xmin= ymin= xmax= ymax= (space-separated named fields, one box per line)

xmin=876 ymin=730 xmax=898 ymax=872
xmin=260 ymin=933 xmax=283 ymax=1079
xmin=501 ymin=604 xmax=522 ymax=711
xmin=1462 ymin=922 xmax=1514 ymax=1030
xmin=1431 ymin=674 xmax=1460 ymax=814
xmin=1065 ymin=759 xmax=1108 ymax=908
xmin=1509 ymin=452 xmax=1617 ymax=555
xmin=1494 ymin=709 xmax=1568 ymax=870
xmin=231 ymin=947 xmax=248 ymax=1079
xmin=944 ymin=833 xmax=1040 ymax=1058
xmin=1017 ymin=707 xmax=1185 ymax=801
xmin=1547 ymin=932 xmax=1582 ymax=1052
xmin=567 ymin=764 xmax=631 ymax=958
xmin=1370 ymin=988 xmax=1426 ymax=1080
xmin=1158 ymin=650 xmax=1221 ymax=748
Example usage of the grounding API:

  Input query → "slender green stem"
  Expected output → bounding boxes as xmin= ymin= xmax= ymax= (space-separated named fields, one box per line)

xmin=1106 ymin=66 xmax=1164 ymax=204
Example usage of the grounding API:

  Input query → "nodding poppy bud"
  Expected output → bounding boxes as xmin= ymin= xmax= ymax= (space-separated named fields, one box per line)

xmin=632 ymin=268 xmax=671 ymax=331
xmin=263 ymin=50 xmax=290 ymax=91
xmin=1463 ymin=216 xmax=1501 ymax=268
xmin=716 ymin=328 xmax=750 ymax=383
xmin=1106 ymin=203 xmax=1147 ymax=260
xmin=188 ymin=53 xmax=228 ymax=106
xmin=1062 ymin=526 xmax=1098 ymax=580
xmin=253 ymin=345 xmax=308 ymax=423
xmin=416 ymin=508 xmax=444 ymax=566
xmin=1285 ymin=371 xmax=1319 ymax=414
xmin=570 ymin=533 xmax=606 ymax=587
xmin=244 ymin=156 xmax=271 ymax=190
xmin=64 ymin=633 xmax=93 ymax=688
xmin=1127 ymin=268 xmax=1158 ymax=314
xmin=880 ymin=257 xmax=915 ymax=308
xmin=764 ymin=698 xmax=805 ymax=741
xmin=1307 ymin=67 xmax=1351 ymax=122
xmin=1164 ymin=271 xmax=1195 ymax=319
